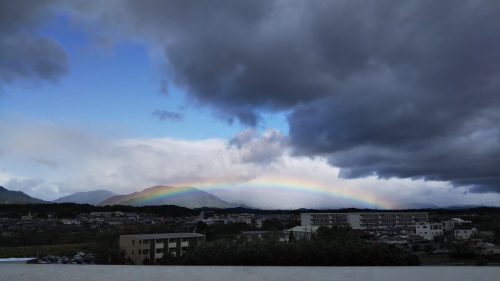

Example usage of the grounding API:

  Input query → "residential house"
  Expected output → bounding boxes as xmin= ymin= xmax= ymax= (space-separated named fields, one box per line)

xmin=454 ymin=225 xmax=477 ymax=240
xmin=442 ymin=218 xmax=472 ymax=231
xmin=416 ymin=221 xmax=443 ymax=240
xmin=284 ymin=225 xmax=319 ymax=242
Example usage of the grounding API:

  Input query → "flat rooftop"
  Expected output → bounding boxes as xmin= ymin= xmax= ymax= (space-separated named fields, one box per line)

xmin=120 ymin=233 xmax=205 ymax=239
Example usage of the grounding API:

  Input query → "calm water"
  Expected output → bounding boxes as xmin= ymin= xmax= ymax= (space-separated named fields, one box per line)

xmin=1 ymin=265 xmax=499 ymax=281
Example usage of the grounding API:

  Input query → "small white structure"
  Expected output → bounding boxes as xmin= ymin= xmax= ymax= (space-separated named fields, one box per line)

xmin=255 ymin=219 xmax=264 ymax=228
xmin=416 ymin=221 xmax=443 ymax=240
xmin=21 ymin=212 xmax=32 ymax=221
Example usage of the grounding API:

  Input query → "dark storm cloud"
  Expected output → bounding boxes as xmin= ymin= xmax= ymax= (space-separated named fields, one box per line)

xmin=0 ymin=0 xmax=69 ymax=84
xmin=151 ymin=110 xmax=183 ymax=121
xmin=64 ymin=1 xmax=500 ymax=192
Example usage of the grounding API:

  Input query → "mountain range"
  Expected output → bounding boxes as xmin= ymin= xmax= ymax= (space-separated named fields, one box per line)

xmin=0 ymin=185 xmax=239 ymax=208
xmin=52 ymin=190 xmax=117 ymax=205
xmin=0 ymin=185 xmax=496 ymax=210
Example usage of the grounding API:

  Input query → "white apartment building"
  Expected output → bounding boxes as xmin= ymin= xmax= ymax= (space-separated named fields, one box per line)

xmin=301 ymin=212 xmax=428 ymax=231
xmin=120 ymin=233 xmax=205 ymax=265
xmin=415 ymin=221 xmax=444 ymax=240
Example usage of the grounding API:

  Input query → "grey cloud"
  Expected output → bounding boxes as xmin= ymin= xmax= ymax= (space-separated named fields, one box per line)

xmin=1 ymin=36 xmax=69 ymax=84
xmin=31 ymin=157 xmax=59 ymax=169
xmin=229 ymin=128 xmax=256 ymax=149
xmin=289 ymin=106 xmax=500 ymax=193
xmin=159 ymin=79 xmax=169 ymax=95
xmin=152 ymin=110 xmax=183 ymax=121
xmin=228 ymin=128 xmax=287 ymax=164
xmin=0 ymin=0 xmax=69 ymax=84
xmin=63 ymin=1 xmax=500 ymax=192
xmin=6 ymin=177 xmax=45 ymax=191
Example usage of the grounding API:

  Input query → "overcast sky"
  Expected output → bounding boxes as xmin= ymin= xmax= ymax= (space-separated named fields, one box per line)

xmin=1 ymin=0 xmax=499 ymax=209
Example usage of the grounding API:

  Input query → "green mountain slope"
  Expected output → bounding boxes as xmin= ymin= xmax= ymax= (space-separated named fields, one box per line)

xmin=0 ymin=186 xmax=46 ymax=204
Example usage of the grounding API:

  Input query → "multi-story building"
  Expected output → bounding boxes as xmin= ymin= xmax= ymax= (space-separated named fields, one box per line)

xmin=120 ymin=233 xmax=205 ymax=265
xmin=301 ymin=212 xmax=428 ymax=232
xmin=237 ymin=213 xmax=253 ymax=225
xmin=301 ymin=213 xmax=350 ymax=228
xmin=200 ymin=211 xmax=216 ymax=220
xmin=415 ymin=221 xmax=444 ymax=240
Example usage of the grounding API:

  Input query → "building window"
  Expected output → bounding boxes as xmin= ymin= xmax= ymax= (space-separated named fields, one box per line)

xmin=143 ymin=240 xmax=149 ymax=244
xmin=132 ymin=240 xmax=135 ymax=245
xmin=139 ymin=240 xmax=142 ymax=245
xmin=138 ymin=250 xmax=141 ymax=254
xmin=131 ymin=250 xmax=134 ymax=255
xmin=143 ymin=250 xmax=149 ymax=255
xmin=182 ymin=238 xmax=188 ymax=242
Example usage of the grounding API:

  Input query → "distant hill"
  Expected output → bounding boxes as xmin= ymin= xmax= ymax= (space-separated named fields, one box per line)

xmin=393 ymin=203 xmax=494 ymax=210
xmin=393 ymin=202 xmax=439 ymax=209
xmin=53 ymin=190 xmax=117 ymax=205
xmin=0 ymin=186 xmax=46 ymax=204
xmin=97 ymin=185 xmax=239 ymax=208
xmin=444 ymin=205 xmax=484 ymax=210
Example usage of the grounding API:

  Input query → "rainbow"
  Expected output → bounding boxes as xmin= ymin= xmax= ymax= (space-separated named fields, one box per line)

xmin=129 ymin=185 xmax=207 ymax=206
xmin=133 ymin=175 xmax=395 ymax=209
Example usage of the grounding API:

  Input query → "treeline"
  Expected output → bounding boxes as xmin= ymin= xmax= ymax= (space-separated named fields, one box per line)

xmin=0 ymin=203 xmax=197 ymax=218
xmin=1 ymin=222 xmax=195 ymax=248
xmin=154 ymin=226 xmax=420 ymax=266
xmin=2 ymin=203 xmax=498 ymax=219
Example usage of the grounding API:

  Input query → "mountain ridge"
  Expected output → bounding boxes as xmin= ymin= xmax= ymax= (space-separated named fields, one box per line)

xmin=97 ymin=185 xmax=240 ymax=208
xmin=0 ymin=186 xmax=46 ymax=204
xmin=53 ymin=190 xmax=117 ymax=205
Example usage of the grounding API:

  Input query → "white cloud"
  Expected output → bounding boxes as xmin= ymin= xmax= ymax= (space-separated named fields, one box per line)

xmin=0 ymin=120 xmax=496 ymax=208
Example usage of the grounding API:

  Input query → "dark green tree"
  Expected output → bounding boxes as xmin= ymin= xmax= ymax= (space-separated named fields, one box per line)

xmin=288 ymin=230 xmax=296 ymax=243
